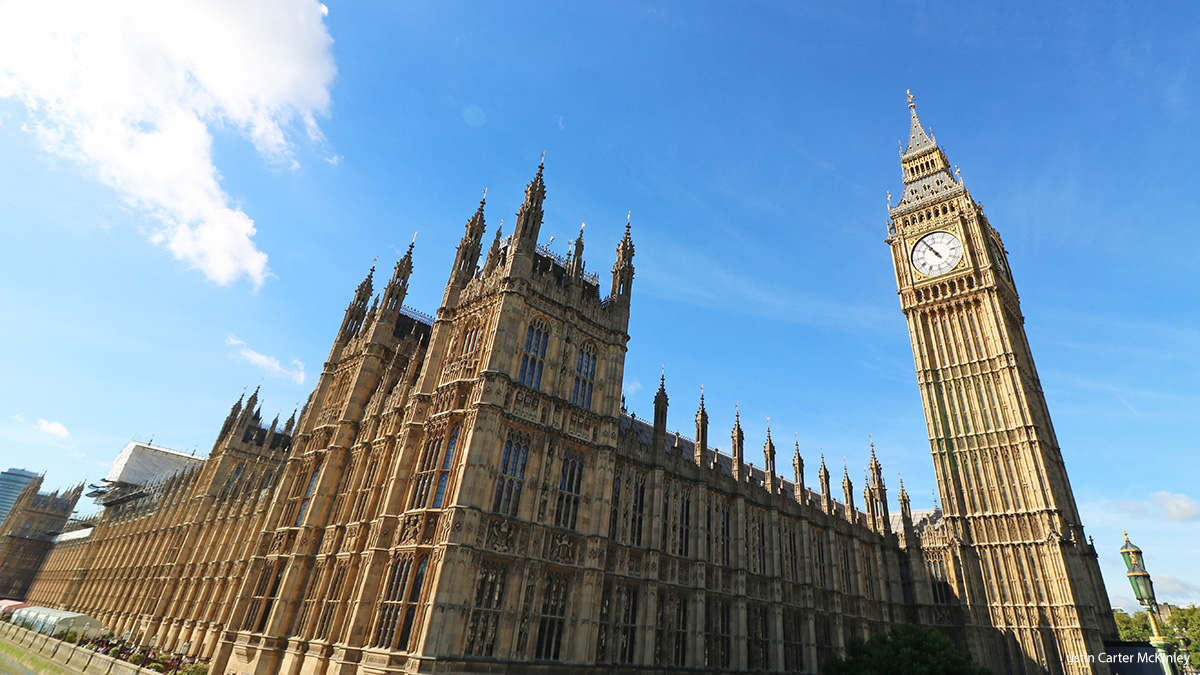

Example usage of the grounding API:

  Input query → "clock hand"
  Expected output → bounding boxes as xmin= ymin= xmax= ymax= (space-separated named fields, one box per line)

xmin=928 ymin=246 xmax=943 ymax=259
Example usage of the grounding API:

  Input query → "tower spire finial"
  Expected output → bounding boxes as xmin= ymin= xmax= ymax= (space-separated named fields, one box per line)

xmin=907 ymin=88 xmax=915 ymax=110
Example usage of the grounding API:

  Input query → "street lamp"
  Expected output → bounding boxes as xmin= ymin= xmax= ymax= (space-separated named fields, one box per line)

xmin=1122 ymin=532 xmax=1179 ymax=675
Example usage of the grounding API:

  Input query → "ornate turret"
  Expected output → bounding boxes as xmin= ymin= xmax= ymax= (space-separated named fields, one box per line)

xmin=842 ymin=462 xmax=855 ymax=521
xmin=610 ymin=214 xmax=635 ymax=303
xmin=763 ymin=422 xmax=776 ymax=494
xmin=819 ymin=453 xmax=831 ymax=513
xmin=336 ymin=265 xmax=375 ymax=343
xmin=731 ymin=406 xmax=745 ymax=481
xmin=383 ymin=239 xmax=415 ymax=313
xmin=482 ymin=219 xmax=504 ymax=277
xmin=898 ymin=474 xmax=914 ymax=543
xmin=652 ymin=369 xmax=668 ymax=451
xmin=792 ymin=438 xmax=805 ymax=504
xmin=445 ymin=192 xmax=487 ymax=305
xmin=867 ymin=439 xmax=889 ymax=533
xmin=569 ymin=223 xmax=586 ymax=278
xmin=508 ymin=158 xmax=546 ymax=275
xmin=694 ymin=386 xmax=708 ymax=467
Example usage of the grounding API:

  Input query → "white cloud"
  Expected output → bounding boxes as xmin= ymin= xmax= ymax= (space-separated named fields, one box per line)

xmin=1156 ymin=574 xmax=1200 ymax=602
xmin=1150 ymin=491 xmax=1200 ymax=522
xmin=623 ymin=377 xmax=643 ymax=396
xmin=226 ymin=335 xmax=305 ymax=385
xmin=12 ymin=414 xmax=25 ymax=423
xmin=0 ymin=0 xmax=336 ymax=287
xmin=35 ymin=419 xmax=70 ymax=438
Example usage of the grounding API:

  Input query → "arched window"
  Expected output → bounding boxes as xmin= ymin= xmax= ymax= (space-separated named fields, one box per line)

xmin=493 ymin=431 xmax=529 ymax=516
xmin=519 ymin=320 xmax=549 ymax=389
xmin=460 ymin=325 xmax=481 ymax=356
xmin=571 ymin=345 xmax=597 ymax=409
xmin=409 ymin=426 xmax=460 ymax=509
xmin=553 ymin=453 xmax=584 ymax=530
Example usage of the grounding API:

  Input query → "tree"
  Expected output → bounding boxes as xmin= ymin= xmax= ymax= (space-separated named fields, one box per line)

xmin=824 ymin=623 xmax=990 ymax=675
xmin=1167 ymin=605 xmax=1200 ymax=668
xmin=1114 ymin=609 xmax=1153 ymax=642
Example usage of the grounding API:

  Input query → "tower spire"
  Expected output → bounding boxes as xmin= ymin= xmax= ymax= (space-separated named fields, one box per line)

xmin=903 ymin=89 xmax=936 ymax=157
xmin=694 ymin=385 xmax=709 ymax=467
xmin=792 ymin=436 xmax=805 ymax=504
xmin=731 ymin=405 xmax=744 ymax=481
xmin=763 ymin=420 xmax=776 ymax=494
xmin=652 ymin=367 xmax=669 ymax=451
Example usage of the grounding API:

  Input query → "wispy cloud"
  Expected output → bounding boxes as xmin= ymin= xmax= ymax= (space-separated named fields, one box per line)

xmin=623 ymin=377 xmax=643 ymax=397
xmin=0 ymin=0 xmax=336 ymax=288
xmin=1156 ymin=574 xmax=1200 ymax=601
xmin=9 ymin=414 xmax=70 ymax=439
xmin=226 ymin=335 xmax=305 ymax=385
xmin=35 ymin=419 xmax=70 ymax=438
xmin=641 ymin=247 xmax=891 ymax=331
xmin=1109 ymin=491 xmax=1200 ymax=522
xmin=1150 ymin=491 xmax=1200 ymax=522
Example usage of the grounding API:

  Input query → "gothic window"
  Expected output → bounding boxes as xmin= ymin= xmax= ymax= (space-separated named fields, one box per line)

xmin=655 ymin=591 xmax=687 ymax=667
xmin=616 ymin=583 xmax=640 ymax=663
xmin=297 ymin=562 xmax=325 ymax=637
xmin=571 ymin=344 xmax=596 ymax=409
xmin=783 ymin=609 xmax=805 ymax=671
xmin=929 ymin=558 xmax=954 ymax=604
xmin=459 ymin=325 xmax=481 ymax=356
xmin=608 ymin=466 xmax=622 ymax=539
xmin=839 ymin=539 xmax=854 ymax=593
xmin=373 ymin=554 xmax=428 ymax=651
xmin=293 ymin=459 xmax=323 ymax=527
xmin=465 ymin=562 xmax=507 ymax=656
xmin=672 ymin=487 xmax=691 ymax=558
xmin=630 ymin=473 xmax=646 ymax=547
xmin=242 ymin=560 xmax=284 ymax=632
xmin=595 ymin=579 xmax=613 ymax=661
xmin=747 ymin=602 xmax=770 ymax=670
xmin=786 ymin=527 xmax=800 ymax=582
xmin=315 ymin=561 xmax=349 ymax=640
xmin=718 ymin=502 xmax=731 ymax=566
xmin=704 ymin=597 xmax=731 ymax=669
xmin=351 ymin=458 xmax=380 ymax=521
xmin=814 ymin=537 xmax=827 ymax=587
xmin=409 ymin=426 xmax=460 ymax=509
xmin=518 ymin=320 xmax=549 ymax=389
xmin=493 ymin=431 xmax=529 ymax=517
xmin=409 ymin=438 xmax=442 ymax=509
xmin=553 ymin=453 xmax=584 ymax=530
xmin=534 ymin=572 xmax=569 ymax=661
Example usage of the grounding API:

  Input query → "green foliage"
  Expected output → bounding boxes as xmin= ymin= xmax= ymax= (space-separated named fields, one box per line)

xmin=824 ymin=623 xmax=990 ymax=675
xmin=129 ymin=653 xmax=146 ymax=665
xmin=1114 ymin=609 xmax=1153 ymax=642
xmin=1168 ymin=605 xmax=1200 ymax=667
xmin=180 ymin=663 xmax=209 ymax=675
xmin=147 ymin=663 xmax=165 ymax=672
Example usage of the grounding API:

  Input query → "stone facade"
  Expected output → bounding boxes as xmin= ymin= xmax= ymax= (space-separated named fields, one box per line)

xmin=0 ymin=475 xmax=82 ymax=600
xmin=27 ymin=392 xmax=293 ymax=657
xmin=885 ymin=94 xmax=1117 ymax=674
xmin=24 ymin=102 xmax=1116 ymax=674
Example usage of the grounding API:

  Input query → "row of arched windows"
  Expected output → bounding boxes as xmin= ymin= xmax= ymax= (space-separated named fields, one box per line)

xmin=900 ymin=201 xmax=958 ymax=229
xmin=519 ymin=319 xmax=599 ymax=411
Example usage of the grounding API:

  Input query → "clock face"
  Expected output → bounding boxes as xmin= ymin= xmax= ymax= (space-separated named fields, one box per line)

xmin=911 ymin=231 xmax=963 ymax=277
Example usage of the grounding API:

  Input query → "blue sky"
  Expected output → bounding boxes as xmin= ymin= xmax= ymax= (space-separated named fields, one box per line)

xmin=0 ymin=1 xmax=1197 ymax=611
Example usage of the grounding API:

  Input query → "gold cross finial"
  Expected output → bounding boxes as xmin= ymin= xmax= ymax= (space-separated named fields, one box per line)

xmin=627 ymin=210 xmax=632 ymax=224
xmin=886 ymin=191 xmax=892 ymax=208
xmin=907 ymin=89 xmax=914 ymax=108
xmin=482 ymin=187 xmax=487 ymax=198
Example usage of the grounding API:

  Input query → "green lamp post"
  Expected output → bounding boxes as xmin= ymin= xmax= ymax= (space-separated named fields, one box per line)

xmin=1122 ymin=532 xmax=1179 ymax=675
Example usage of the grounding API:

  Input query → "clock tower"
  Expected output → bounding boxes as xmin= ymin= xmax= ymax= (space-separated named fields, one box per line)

xmin=886 ymin=93 xmax=1116 ymax=674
